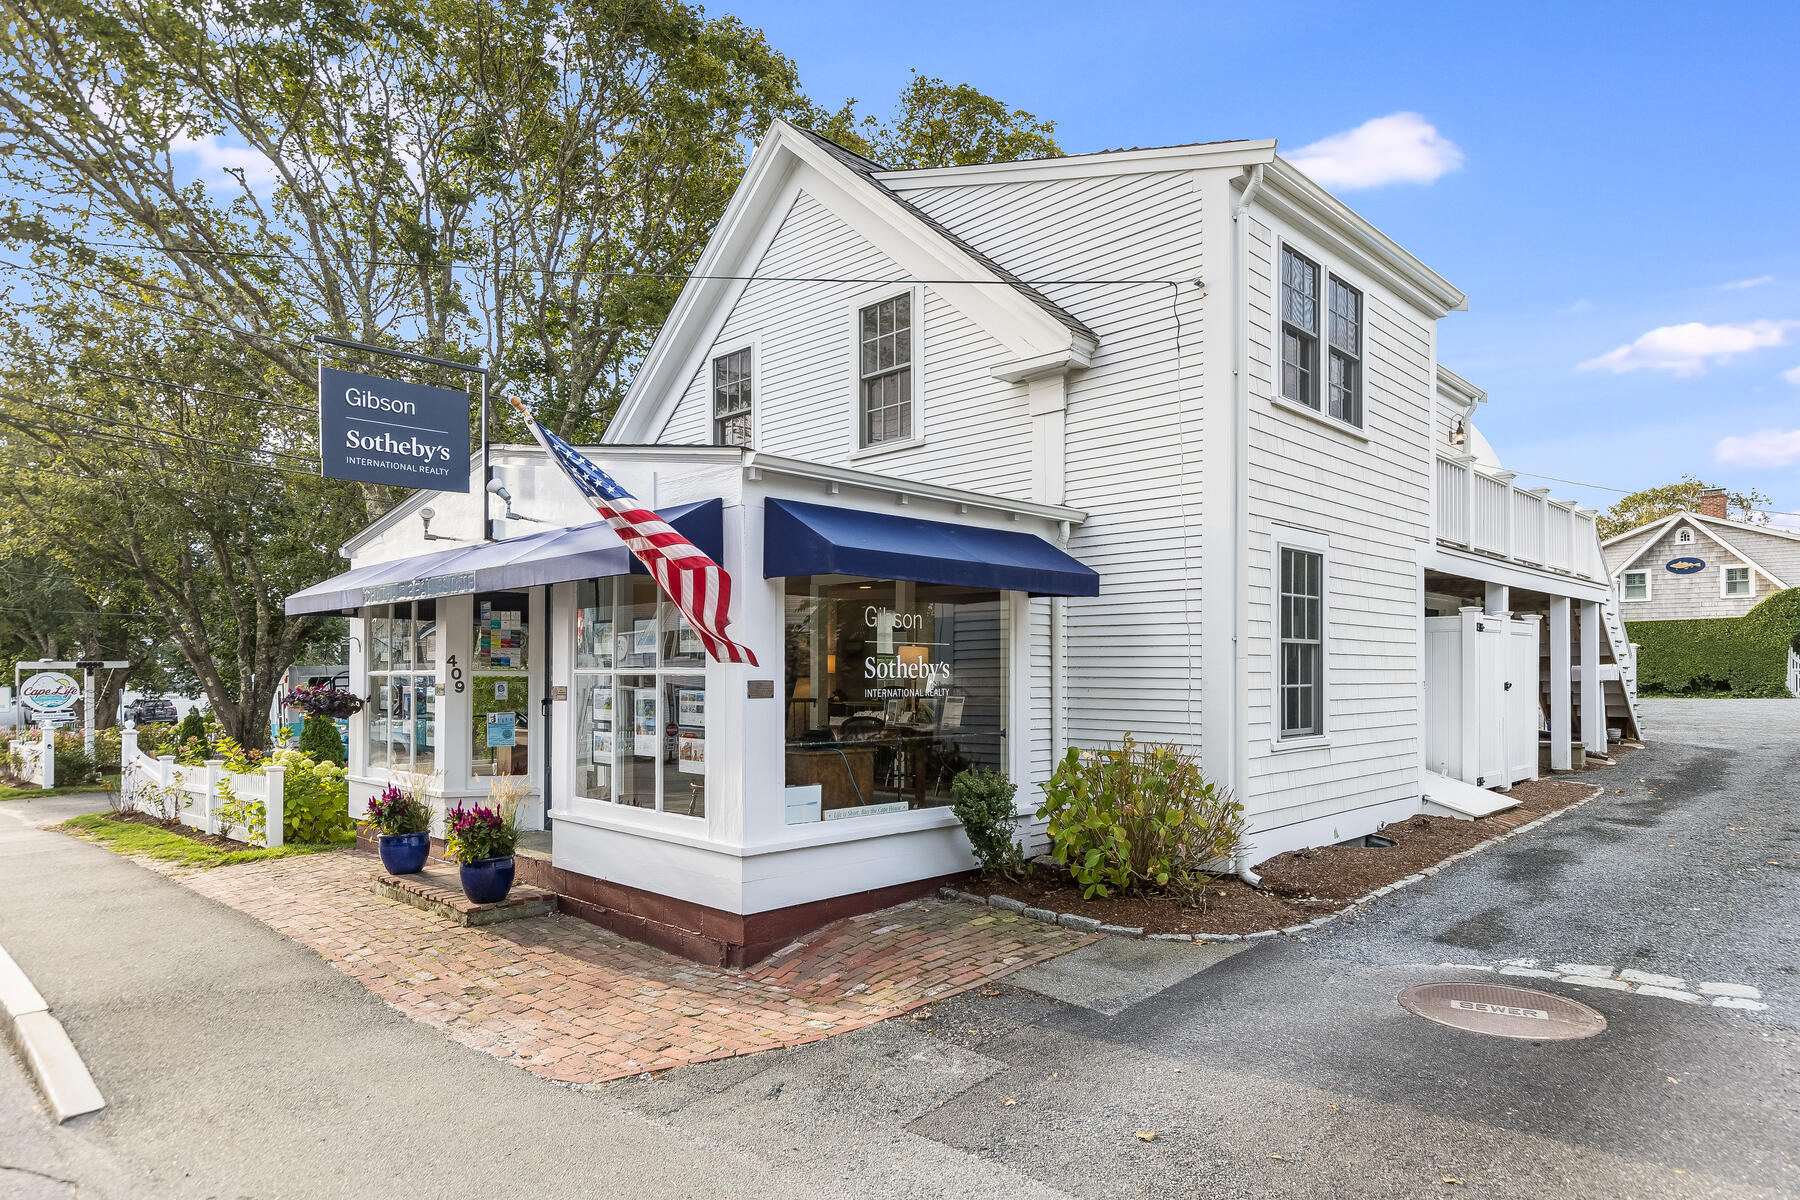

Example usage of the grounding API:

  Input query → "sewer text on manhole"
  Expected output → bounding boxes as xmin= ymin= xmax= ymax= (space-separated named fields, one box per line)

xmin=1399 ymin=982 xmax=1605 ymax=1040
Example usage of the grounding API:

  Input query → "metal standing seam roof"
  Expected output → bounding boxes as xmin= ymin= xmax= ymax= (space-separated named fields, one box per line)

xmin=793 ymin=127 xmax=1098 ymax=345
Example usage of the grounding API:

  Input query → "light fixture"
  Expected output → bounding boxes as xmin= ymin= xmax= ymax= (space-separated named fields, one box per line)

xmin=1450 ymin=418 xmax=1467 ymax=449
xmin=420 ymin=506 xmax=458 ymax=542
xmin=486 ymin=478 xmax=544 ymax=522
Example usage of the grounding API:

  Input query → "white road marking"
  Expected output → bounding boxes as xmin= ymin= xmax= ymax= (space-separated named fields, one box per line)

xmin=1697 ymin=982 xmax=1762 ymax=999
xmin=1619 ymin=969 xmax=1684 ymax=988
xmin=1710 ymin=996 xmax=1770 ymax=1012
xmin=1555 ymin=963 xmax=1616 ymax=978
xmin=1437 ymin=961 xmax=1774 ymax=1013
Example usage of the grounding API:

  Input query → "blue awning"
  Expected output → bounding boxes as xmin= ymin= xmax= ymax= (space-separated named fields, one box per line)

xmin=286 ymin=499 xmax=723 ymax=615
xmin=763 ymin=497 xmax=1098 ymax=597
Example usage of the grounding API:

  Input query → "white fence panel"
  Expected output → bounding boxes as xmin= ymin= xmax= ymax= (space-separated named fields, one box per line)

xmin=1472 ymin=472 xmax=1510 ymax=555
xmin=1436 ymin=455 xmax=1470 ymax=544
xmin=1789 ymin=646 xmax=1800 ymax=698
xmin=119 ymin=727 xmax=285 ymax=847
xmin=1512 ymin=490 xmax=1545 ymax=563
xmin=1546 ymin=505 xmax=1573 ymax=571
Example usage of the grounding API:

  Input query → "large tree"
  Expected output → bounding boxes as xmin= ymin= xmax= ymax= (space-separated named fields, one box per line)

xmin=812 ymin=71 xmax=1061 ymax=169
xmin=1596 ymin=475 xmax=1772 ymax=541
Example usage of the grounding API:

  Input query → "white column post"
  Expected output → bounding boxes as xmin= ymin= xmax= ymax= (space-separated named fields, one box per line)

xmin=1495 ymin=471 xmax=1517 ymax=560
xmin=120 ymin=721 xmax=139 ymax=765
xmin=203 ymin=758 xmax=224 ymax=834
xmin=1460 ymin=455 xmax=1476 ymax=545
xmin=1579 ymin=600 xmax=1603 ymax=754
xmin=82 ymin=668 xmax=96 ymax=758
xmin=1458 ymin=607 xmax=1482 ymax=785
xmin=1548 ymin=597 xmax=1572 ymax=771
xmin=1483 ymin=583 xmax=1509 ymax=616
xmin=263 ymin=764 xmax=286 ymax=848
xmin=40 ymin=722 xmax=55 ymax=788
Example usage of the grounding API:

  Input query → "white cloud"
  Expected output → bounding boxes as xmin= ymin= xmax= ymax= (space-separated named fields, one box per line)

xmin=1721 ymin=275 xmax=1774 ymax=291
xmin=1714 ymin=428 xmax=1800 ymax=468
xmin=1770 ymin=511 xmax=1800 ymax=531
xmin=1564 ymin=298 xmax=1593 ymax=314
xmin=170 ymin=132 xmax=278 ymax=191
xmin=1783 ymin=365 xmax=1800 ymax=386
xmin=1287 ymin=112 xmax=1464 ymax=191
xmin=1578 ymin=319 xmax=1798 ymax=376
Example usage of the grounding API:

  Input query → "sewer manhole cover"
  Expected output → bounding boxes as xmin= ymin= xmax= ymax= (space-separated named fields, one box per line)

xmin=1398 ymin=982 xmax=1606 ymax=1040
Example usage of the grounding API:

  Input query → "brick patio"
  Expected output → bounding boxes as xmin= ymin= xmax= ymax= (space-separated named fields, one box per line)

xmin=169 ymin=850 xmax=1093 ymax=1086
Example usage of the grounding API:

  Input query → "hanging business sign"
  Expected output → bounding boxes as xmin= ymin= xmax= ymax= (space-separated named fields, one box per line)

xmin=1665 ymin=556 xmax=1706 ymax=574
xmin=19 ymin=671 xmax=80 ymax=714
xmin=319 ymin=367 xmax=471 ymax=492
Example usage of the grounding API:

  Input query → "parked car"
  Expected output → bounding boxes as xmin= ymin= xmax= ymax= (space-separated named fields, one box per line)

xmin=127 ymin=697 xmax=179 ymax=725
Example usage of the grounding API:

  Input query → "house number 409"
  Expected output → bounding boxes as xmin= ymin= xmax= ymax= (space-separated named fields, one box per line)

xmin=446 ymin=653 xmax=466 ymax=694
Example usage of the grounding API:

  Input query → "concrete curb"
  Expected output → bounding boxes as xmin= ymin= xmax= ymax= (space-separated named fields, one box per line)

xmin=0 ymin=945 xmax=105 ymax=1123
xmin=940 ymin=783 xmax=1610 ymax=944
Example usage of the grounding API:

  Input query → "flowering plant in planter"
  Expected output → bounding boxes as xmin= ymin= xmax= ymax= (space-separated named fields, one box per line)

xmin=282 ymin=683 xmax=366 ymax=719
xmin=445 ymin=803 xmax=519 ymax=864
xmin=364 ymin=783 xmax=432 ymax=837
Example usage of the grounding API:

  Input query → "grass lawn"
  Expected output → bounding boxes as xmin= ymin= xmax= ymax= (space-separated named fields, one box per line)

xmin=0 ymin=775 xmax=123 ymax=800
xmin=60 ymin=812 xmax=352 ymax=868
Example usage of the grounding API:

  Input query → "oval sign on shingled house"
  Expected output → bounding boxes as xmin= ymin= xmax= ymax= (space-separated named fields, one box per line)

xmin=1665 ymin=556 xmax=1706 ymax=574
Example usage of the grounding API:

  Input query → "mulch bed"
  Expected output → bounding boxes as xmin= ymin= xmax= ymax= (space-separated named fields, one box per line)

xmin=102 ymin=808 xmax=259 ymax=851
xmin=976 ymin=772 xmax=1611 ymax=935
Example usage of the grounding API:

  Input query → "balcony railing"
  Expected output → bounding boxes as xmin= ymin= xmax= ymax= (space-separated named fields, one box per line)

xmin=1434 ymin=451 xmax=1602 ymax=579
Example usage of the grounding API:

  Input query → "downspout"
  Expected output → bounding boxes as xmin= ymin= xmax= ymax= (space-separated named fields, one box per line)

xmin=1231 ymin=164 xmax=1265 ymax=888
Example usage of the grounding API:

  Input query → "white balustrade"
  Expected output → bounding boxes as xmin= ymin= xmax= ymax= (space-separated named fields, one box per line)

xmin=1436 ymin=451 xmax=1601 ymax=580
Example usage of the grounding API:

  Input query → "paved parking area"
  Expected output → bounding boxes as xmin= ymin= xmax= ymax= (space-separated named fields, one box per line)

xmin=176 ymin=850 xmax=1093 ymax=1085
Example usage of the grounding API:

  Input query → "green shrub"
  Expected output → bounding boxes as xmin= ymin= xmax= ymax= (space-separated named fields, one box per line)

xmin=52 ymin=744 xmax=95 ymax=786
xmin=297 ymin=712 xmax=346 ymax=766
xmin=1037 ymin=736 xmax=1248 ymax=899
xmin=950 ymin=768 xmax=1025 ymax=879
xmin=173 ymin=708 xmax=209 ymax=751
xmin=1628 ymin=587 xmax=1800 ymax=699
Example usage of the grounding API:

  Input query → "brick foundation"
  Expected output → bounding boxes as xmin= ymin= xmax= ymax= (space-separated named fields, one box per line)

xmin=356 ymin=832 xmax=962 ymax=967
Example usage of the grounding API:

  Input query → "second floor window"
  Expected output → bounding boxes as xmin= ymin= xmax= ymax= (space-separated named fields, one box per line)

xmin=859 ymin=293 xmax=913 ymax=446
xmin=1622 ymin=570 xmax=1649 ymax=601
xmin=712 ymin=348 xmax=753 ymax=447
xmin=1327 ymin=278 xmax=1363 ymax=425
xmin=1280 ymin=247 xmax=1319 ymax=409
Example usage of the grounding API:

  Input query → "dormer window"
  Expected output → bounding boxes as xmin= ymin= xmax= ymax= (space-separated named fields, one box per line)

xmin=1677 ymin=528 xmax=1693 ymax=545
xmin=711 ymin=347 xmax=753 ymax=447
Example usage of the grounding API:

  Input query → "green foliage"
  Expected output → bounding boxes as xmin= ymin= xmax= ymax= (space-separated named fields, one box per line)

xmin=812 ymin=71 xmax=1061 ymax=169
xmin=173 ymin=709 xmax=209 ymax=750
xmin=446 ymin=802 xmax=520 ymax=863
xmin=298 ymin=712 xmax=347 ymax=766
xmin=949 ymin=768 xmax=1026 ymax=879
xmin=1628 ymin=588 xmax=1800 ymax=698
xmin=61 ymin=812 xmax=348 ymax=868
xmin=52 ymin=743 xmax=95 ymax=785
xmin=1037 ymin=736 xmax=1249 ymax=900
xmin=1596 ymin=475 xmax=1772 ymax=540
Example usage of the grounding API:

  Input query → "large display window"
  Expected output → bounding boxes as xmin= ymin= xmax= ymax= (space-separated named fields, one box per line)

xmin=365 ymin=599 xmax=437 ymax=775
xmin=573 ymin=576 xmax=707 ymax=818
xmin=783 ymin=578 xmax=1004 ymax=823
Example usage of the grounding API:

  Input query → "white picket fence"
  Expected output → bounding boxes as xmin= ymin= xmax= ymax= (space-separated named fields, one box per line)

xmin=11 ymin=725 xmax=54 ymax=787
xmin=119 ymin=726 xmax=287 ymax=847
xmin=1788 ymin=645 xmax=1800 ymax=699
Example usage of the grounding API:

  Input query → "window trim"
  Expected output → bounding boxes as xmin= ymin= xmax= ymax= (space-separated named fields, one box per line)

xmin=709 ymin=339 xmax=757 ymax=448
xmin=1272 ymin=236 xmax=1366 ymax=435
xmin=1720 ymin=563 xmax=1754 ymax=599
xmin=1676 ymin=527 xmax=1694 ymax=545
xmin=1620 ymin=569 xmax=1651 ymax=603
xmin=1271 ymin=524 xmax=1331 ymax=751
xmin=845 ymin=283 xmax=925 ymax=460
xmin=363 ymin=599 xmax=441 ymax=778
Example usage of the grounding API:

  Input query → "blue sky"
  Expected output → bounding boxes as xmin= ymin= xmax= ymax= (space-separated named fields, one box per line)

xmin=727 ymin=0 xmax=1800 ymax=522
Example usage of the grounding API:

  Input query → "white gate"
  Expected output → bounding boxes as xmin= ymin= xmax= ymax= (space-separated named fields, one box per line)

xmin=1425 ymin=607 xmax=1539 ymax=789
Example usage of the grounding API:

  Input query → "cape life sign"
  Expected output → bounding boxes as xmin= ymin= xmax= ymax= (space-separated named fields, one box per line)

xmin=319 ymin=367 xmax=471 ymax=491
xmin=20 ymin=671 xmax=80 ymax=718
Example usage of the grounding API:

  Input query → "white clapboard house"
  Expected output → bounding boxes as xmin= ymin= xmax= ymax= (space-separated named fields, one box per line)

xmin=291 ymin=122 xmax=1639 ymax=963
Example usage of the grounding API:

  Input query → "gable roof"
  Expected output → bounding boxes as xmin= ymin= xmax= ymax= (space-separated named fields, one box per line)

xmin=1606 ymin=512 xmax=1793 ymax=588
xmin=605 ymin=120 xmax=1101 ymax=443
xmin=792 ymin=127 xmax=1096 ymax=344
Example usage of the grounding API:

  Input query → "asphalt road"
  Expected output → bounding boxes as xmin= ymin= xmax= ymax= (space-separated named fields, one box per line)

xmin=2 ymin=698 xmax=1795 ymax=1199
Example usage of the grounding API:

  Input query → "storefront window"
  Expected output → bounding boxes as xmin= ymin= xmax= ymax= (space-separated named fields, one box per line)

xmin=364 ymin=600 xmax=437 ymax=775
xmin=571 ymin=577 xmax=707 ymax=817
xmin=471 ymin=591 xmax=530 ymax=778
xmin=783 ymin=578 xmax=1005 ymax=823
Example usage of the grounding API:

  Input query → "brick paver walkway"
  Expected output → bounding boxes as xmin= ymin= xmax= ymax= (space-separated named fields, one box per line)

xmin=168 ymin=851 xmax=1092 ymax=1086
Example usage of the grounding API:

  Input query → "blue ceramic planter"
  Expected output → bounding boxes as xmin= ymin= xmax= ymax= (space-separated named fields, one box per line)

xmin=459 ymin=855 xmax=516 ymax=905
xmin=377 ymin=831 xmax=430 ymax=875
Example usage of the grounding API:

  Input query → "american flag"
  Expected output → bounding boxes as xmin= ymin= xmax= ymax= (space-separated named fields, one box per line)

xmin=512 ymin=399 xmax=758 ymax=666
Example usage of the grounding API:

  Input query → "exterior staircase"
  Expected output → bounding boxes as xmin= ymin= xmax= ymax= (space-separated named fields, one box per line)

xmin=1599 ymin=592 xmax=1643 ymax=742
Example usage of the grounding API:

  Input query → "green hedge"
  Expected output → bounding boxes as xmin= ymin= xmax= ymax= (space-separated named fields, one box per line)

xmin=1627 ymin=587 xmax=1800 ymax=698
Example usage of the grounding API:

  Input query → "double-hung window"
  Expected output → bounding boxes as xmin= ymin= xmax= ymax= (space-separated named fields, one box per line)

xmin=1281 ymin=245 xmax=1364 ymax=429
xmin=859 ymin=293 xmax=913 ymax=446
xmin=1622 ymin=570 xmax=1649 ymax=601
xmin=712 ymin=347 xmax=753 ymax=447
xmin=1277 ymin=543 xmax=1325 ymax=740
xmin=1280 ymin=248 xmax=1320 ymax=409
xmin=1723 ymin=566 xmax=1752 ymax=597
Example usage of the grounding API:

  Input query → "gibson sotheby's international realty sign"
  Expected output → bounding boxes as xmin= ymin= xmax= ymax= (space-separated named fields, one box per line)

xmin=319 ymin=367 xmax=471 ymax=491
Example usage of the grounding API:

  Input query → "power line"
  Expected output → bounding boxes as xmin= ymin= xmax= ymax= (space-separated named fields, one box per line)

xmin=1 ymin=414 xmax=328 ymax=480
xmin=0 ymin=259 xmax=315 ymax=353
xmin=1510 ymin=471 xmax=1800 ymax=521
xmin=0 ymin=392 xmax=320 ymax=468
xmin=11 ymin=356 xmax=316 ymax=416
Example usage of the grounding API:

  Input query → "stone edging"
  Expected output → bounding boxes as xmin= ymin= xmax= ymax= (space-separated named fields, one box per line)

xmin=939 ymin=783 xmax=1609 ymax=943
xmin=0 ymin=944 xmax=106 ymax=1123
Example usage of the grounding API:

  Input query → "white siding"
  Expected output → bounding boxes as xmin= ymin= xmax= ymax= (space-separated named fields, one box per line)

xmin=900 ymin=172 xmax=1211 ymax=755
xmin=656 ymin=189 xmax=1034 ymax=499
xmin=1240 ymin=210 xmax=1434 ymax=840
